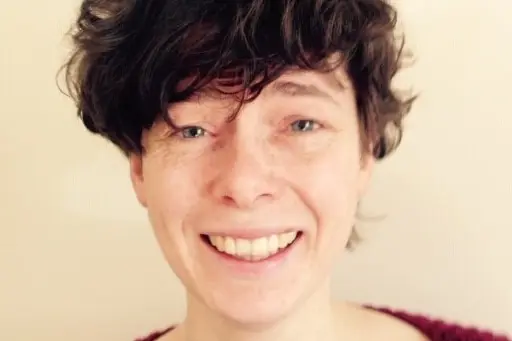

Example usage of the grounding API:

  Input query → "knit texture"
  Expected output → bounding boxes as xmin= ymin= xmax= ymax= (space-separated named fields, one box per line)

xmin=136 ymin=308 xmax=510 ymax=341
xmin=376 ymin=308 xmax=510 ymax=341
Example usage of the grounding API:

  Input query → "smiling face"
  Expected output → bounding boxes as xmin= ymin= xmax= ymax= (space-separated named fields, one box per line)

xmin=130 ymin=68 xmax=374 ymax=326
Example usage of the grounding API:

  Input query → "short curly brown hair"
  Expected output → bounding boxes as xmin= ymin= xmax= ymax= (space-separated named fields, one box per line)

xmin=62 ymin=0 xmax=415 ymax=160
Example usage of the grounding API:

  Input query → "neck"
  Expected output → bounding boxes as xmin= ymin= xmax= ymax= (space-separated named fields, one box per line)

xmin=177 ymin=280 xmax=346 ymax=341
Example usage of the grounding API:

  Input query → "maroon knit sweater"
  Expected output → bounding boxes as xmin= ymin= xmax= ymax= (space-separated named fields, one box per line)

xmin=135 ymin=308 xmax=510 ymax=341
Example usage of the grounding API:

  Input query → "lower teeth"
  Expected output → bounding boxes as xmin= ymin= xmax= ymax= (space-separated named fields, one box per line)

xmin=229 ymin=252 xmax=279 ymax=261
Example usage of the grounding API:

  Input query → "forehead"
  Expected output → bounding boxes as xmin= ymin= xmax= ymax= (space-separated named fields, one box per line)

xmin=265 ymin=69 xmax=351 ymax=101
xmin=175 ymin=66 xmax=353 ymax=107
xmin=162 ymin=70 xmax=358 ymax=132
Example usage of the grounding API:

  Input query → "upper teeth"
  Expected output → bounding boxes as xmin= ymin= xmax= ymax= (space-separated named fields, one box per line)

xmin=208 ymin=231 xmax=298 ymax=261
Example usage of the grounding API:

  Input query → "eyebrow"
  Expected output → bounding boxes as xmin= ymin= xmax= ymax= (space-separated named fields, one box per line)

xmin=268 ymin=79 xmax=343 ymax=104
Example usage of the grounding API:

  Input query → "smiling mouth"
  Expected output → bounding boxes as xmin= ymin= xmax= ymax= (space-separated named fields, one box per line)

xmin=201 ymin=231 xmax=303 ymax=261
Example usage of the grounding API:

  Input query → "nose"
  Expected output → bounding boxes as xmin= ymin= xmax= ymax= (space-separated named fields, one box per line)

xmin=208 ymin=137 xmax=282 ymax=210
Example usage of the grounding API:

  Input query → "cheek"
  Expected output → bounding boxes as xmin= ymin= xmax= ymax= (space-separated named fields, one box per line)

xmin=140 ymin=125 xmax=204 ymax=227
xmin=289 ymin=141 xmax=362 ymax=239
xmin=141 ymin=158 xmax=203 ymax=276
xmin=142 ymin=155 xmax=200 ymax=236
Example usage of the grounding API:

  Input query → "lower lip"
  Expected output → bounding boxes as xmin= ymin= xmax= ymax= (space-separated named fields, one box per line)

xmin=201 ymin=233 xmax=303 ymax=276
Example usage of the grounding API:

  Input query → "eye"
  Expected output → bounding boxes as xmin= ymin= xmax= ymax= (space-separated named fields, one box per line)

xmin=178 ymin=126 xmax=207 ymax=139
xmin=290 ymin=119 xmax=320 ymax=133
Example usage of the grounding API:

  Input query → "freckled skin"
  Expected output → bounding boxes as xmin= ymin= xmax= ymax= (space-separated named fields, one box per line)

xmin=130 ymin=69 xmax=374 ymax=326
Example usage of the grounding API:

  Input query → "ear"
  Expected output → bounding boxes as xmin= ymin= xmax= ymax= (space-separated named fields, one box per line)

xmin=129 ymin=153 xmax=148 ymax=207
xmin=357 ymin=151 xmax=375 ymax=198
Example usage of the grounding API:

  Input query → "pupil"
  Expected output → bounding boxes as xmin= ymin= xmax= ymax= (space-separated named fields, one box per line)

xmin=186 ymin=127 xmax=201 ymax=137
xmin=295 ymin=120 xmax=312 ymax=131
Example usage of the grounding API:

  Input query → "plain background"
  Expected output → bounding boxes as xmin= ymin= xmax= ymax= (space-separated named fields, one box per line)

xmin=1 ymin=0 xmax=511 ymax=340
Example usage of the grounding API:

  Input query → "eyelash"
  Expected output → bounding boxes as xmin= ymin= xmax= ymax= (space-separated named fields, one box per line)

xmin=171 ymin=119 xmax=322 ymax=141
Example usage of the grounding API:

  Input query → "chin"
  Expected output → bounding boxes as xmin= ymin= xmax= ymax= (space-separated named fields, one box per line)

xmin=211 ymin=294 xmax=299 ymax=327
xmin=176 ymin=229 xmax=323 ymax=327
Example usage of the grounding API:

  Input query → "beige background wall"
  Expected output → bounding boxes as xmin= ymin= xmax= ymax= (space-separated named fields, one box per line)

xmin=1 ymin=0 xmax=511 ymax=340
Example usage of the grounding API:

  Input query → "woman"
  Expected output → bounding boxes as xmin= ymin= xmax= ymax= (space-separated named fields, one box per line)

xmin=62 ymin=0 xmax=510 ymax=340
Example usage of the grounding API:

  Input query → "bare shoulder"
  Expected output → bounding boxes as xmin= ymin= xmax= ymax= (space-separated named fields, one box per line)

xmin=337 ymin=303 xmax=429 ymax=341
xmin=339 ymin=303 xmax=511 ymax=341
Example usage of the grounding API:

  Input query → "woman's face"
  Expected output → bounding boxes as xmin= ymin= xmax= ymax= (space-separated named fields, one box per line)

xmin=130 ymin=68 xmax=374 ymax=325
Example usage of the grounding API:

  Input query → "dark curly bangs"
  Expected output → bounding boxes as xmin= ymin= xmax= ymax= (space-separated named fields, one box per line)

xmin=62 ymin=0 xmax=415 ymax=157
